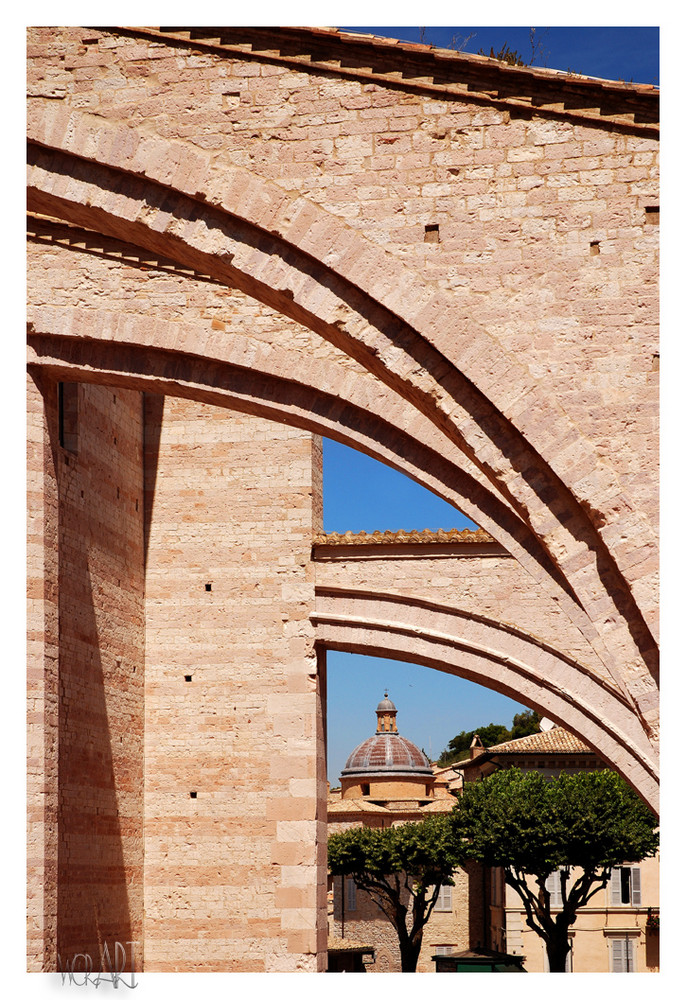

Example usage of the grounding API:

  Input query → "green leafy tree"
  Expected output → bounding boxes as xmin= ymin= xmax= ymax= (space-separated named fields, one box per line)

xmin=437 ymin=710 xmax=541 ymax=765
xmin=450 ymin=768 xmax=659 ymax=972
xmin=437 ymin=722 xmax=509 ymax=765
xmin=509 ymin=709 xmax=542 ymax=741
xmin=328 ymin=815 xmax=464 ymax=972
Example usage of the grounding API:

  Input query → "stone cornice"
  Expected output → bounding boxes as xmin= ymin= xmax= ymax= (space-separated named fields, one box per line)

xmin=105 ymin=26 xmax=659 ymax=136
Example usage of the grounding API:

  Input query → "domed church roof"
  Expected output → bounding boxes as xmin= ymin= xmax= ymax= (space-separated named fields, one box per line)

xmin=342 ymin=733 xmax=432 ymax=777
xmin=341 ymin=693 xmax=433 ymax=779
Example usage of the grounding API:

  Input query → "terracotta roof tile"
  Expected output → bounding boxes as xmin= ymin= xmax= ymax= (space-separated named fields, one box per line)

xmin=313 ymin=527 xmax=495 ymax=546
xmin=487 ymin=726 xmax=591 ymax=755
xmin=318 ymin=29 xmax=658 ymax=94
xmin=327 ymin=799 xmax=390 ymax=814
xmin=327 ymin=936 xmax=375 ymax=953
xmin=418 ymin=798 xmax=454 ymax=813
xmin=342 ymin=732 xmax=432 ymax=776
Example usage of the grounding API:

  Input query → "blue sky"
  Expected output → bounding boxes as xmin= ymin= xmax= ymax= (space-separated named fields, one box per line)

xmin=323 ymin=439 xmax=530 ymax=784
xmin=341 ymin=26 xmax=659 ymax=85
xmin=323 ymin=23 xmax=660 ymax=787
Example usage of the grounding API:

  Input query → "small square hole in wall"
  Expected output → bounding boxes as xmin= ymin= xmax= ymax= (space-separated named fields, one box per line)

xmin=190 ymin=791 xmax=197 ymax=799
xmin=185 ymin=675 xmax=193 ymax=682
xmin=590 ymin=241 xmax=600 ymax=256
xmin=424 ymin=224 xmax=440 ymax=243
xmin=205 ymin=583 xmax=212 ymax=592
xmin=645 ymin=205 xmax=659 ymax=225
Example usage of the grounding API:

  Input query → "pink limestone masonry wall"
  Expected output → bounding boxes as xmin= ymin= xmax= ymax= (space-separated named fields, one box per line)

xmin=26 ymin=374 xmax=146 ymax=971
xmin=312 ymin=536 xmax=655 ymax=804
xmin=25 ymin=29 xmax=659 ymax=745
xmin=143 ymin=395 xmax=324 ymax=971
xmin=25 ymin=26 xmax=659 ymax=557
xmin=315 ymin=539 xmax=613 ymax=680
xmin=27 ymin=372 xmax=59 ymax=971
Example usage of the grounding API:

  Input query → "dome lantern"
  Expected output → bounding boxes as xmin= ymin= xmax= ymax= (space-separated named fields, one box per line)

xmin=376 ymin=690 xmax=398 ymax=733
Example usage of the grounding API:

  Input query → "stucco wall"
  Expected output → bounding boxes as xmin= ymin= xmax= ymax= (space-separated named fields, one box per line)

xmin=507 ymin=855 xmax=660 ymax=973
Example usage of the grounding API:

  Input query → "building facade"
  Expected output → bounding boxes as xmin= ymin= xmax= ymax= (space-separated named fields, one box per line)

xmin=456 ymin=726 xmax=660 ymax=973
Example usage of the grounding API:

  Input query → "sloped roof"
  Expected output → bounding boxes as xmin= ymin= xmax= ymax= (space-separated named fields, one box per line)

xmin=327 ymin=936 xmax=374 ymax=953
xmin=327 ymin=798 xmax=391 ymax=815
xmin=485 ymin=726 xmax=591 ymax=754
xmin=454 ymin=726 xmax=593 ymax=770
xmin=418 ymin=797 xmax=455 ymax=813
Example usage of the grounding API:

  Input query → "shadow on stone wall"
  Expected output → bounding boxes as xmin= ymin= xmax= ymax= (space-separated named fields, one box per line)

xmin=53 ymin=382 xmax=143 ymax=972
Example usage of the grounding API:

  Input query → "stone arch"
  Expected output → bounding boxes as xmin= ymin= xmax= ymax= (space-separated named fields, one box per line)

xmin=312 ymin=589 xmax=656 ymax=810
xmin=25 ymin=306 xmax=588 ymax=626
xmin=27 ymin=315 xmax=659 ymax=809
xmin=27 ymin=104 xmax=657 ymax=754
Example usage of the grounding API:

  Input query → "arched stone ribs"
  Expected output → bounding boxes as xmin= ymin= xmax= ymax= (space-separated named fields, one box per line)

xmin=312 ymin=589 xmax=657 ymax=813
xmin=24 ymin=103 xmax=658 ymax=572
xmin=26 ymin=321 xmax=643 ymax=710
xmin=25 ymin=325 xmax=572 ymax=601
xmin=26 ymin=117 xmax=657 ymax=738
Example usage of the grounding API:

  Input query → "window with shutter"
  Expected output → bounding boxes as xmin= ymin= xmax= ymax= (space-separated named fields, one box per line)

xmin=346 ymin=877 xmax=357 ymax=911
xmin=610 ymin=867 xmax=641 ymax=906
xmin=434 ymin=884 xmax=452 ymax=912
xmin=545 ymin=870 xmax=563 ymax=908
xmin=631 ymin=866 xmax=642 ymax=905
xmin=610 ymin=936 xmax=634 ymax=972
xmin=610 ymin=867 xmax=621 ymax=904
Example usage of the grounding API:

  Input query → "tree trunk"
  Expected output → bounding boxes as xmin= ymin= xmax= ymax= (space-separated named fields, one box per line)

xmin=546 ymin=933 xmax=571 ymax=972
xmin=399 ymin=940 xmax=421 ymax=972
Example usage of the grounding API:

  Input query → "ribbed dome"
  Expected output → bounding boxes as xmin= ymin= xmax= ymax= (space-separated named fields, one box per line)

xmin=376 ymin=694 xmax=397 ymax=712
xmin=342 ymin=732 xmax=432 ymax=778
